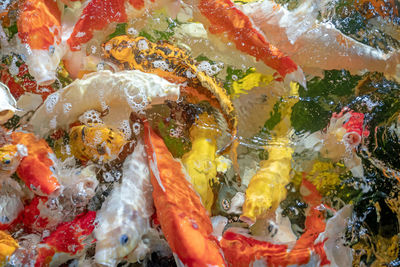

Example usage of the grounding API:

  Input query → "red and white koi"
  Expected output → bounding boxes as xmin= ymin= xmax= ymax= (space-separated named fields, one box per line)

xmin=34 ymin=211 xmax=96 ymax=266
xmin=21 ymin=162 xmax=98 ymax=233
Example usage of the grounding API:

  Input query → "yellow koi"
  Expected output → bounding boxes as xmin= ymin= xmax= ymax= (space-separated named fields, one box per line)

xmin=182 ymin=113 xmax=221 ymax=213
xmin=69 ymin=123 xmax=127 ymax=162
xmin=0 ymin=230 xmax=18 ymax=266
xmin=241 ymin=82 xmax=299 ymax=223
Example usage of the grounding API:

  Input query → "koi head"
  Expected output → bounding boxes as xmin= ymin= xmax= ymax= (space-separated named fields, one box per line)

xmin=69 ymin=123 xmax=127 ymax=162
xmin=94 ymin=202 xmax=144 ymax=266
xmin=0 ymin=144 xmax=21 ymax=174
xmin=328 ymin=107 xmax=369 ymax=147
xmin=55 ymin=159 xmax=99 ymax=209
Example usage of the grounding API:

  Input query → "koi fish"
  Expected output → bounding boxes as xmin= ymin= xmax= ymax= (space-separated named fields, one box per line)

xmin=0 ymin=144 xmax=22 ymax=179
xmin=0 ymin=179 xmax=24 ymax=231
xmin=94 ymin=140 xmax=154 ymax=266
xmin=182 ymin=113 xmax=221 ymax=213
xmin=0 ymin=230 xmax=19 ymax=265
xmin=103 ymin=35 xmax=240 ymax=178
xmin=0 ymin=63 xmax=56 ymax=101
xmin=17 ymin=0 xmax=65 ymax=85
xmin=239 ymin=0 xmax=400 ymax=78
xmin=34 ymin=211 xmax=96 ymax=266
xmin=69 ymin=123 xmax=128 ymax=162
xmin=28 ymin=70 xmax=181 ymax=138
xmin=10 ymin=131 xmax=60 ymax=196
xmin=220 ymin=179 xmax=330 ymax=267
xmin=143 ymin=121 xmax=226 ymax=266
xmin=67 ymin=0 xmax=176 ymax=51
xmin=241 ymin=82 xmax=299 ymax=224
xmin=186 ymin=0 xmax=305 ymax=85
xmin=0 ymin=82 xmax=17 ymax=125
xmin=22 ymin=162 xmax=98 ymax=233
xmin=103 ymin=35 xmax=238 ymax=150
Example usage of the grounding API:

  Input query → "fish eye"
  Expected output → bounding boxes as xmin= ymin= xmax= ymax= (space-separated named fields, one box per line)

xmin=120 ymin=234 xmax=129 ymax=245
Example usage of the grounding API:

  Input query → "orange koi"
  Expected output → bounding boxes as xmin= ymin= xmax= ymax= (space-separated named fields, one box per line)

xmin=10 ymin=132 xmax=60 ymax=196
xmin=193 ymin=0 xmax=300 ymax=81
xmin=220 ymin=178 xmax=330 ymax=267
xmin=17 ymin=0 xmax=63 ymax=85
xmin=18 ymin=0 xmax=61 ymax=50
xmin=34 ymin=211 xmax=96 ymax=267
xmin=143 ymin=121 xmax=226 ymax=267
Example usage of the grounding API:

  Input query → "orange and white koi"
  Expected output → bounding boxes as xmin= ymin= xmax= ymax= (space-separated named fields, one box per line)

xmin=220 ymin=179 xmax=330 ymax=267
xmin=17 ymin=0 xmax=65 ymax=85
xmin=187 ymin=0 xmax=305 ymax=85
xmin=10 ymin=131 xmax=60 ymax=196
xmin=34 ymin=211 xmax=96 ymax=267
xmin=143 ymin=121 xmax=226 ymax=267
xmin=239 ymin=0 xmax=400 ymax=77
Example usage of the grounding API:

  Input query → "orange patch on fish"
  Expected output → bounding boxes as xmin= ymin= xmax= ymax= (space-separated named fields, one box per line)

xmin=17 ymin=0 xmax=62 ymax=50
xmin=143 ymin=121 xmax=226 ymax=267
xmin=198 ymin=0 xmax=298 ymax=78
xmin=11 ymin=132 xmax=60 ymax=196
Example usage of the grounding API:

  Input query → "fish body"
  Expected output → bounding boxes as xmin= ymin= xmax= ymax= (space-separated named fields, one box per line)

xmin=186 ymin=0 xmax=305 ymax=85
xmin=0 ymin=63 xmax=56 ymax=101
xmin=0 ymin=230 xmax=19 ymax=265
xmin=240 ymin=0 xmax=400 ymax=77
xmin=94 ymin=140 xmax=154 ymax=266
xmin=143 ymin=121 xmax=226 ymax=267
xmin=69 ymin=123 xmax=127 ymax=162
xmin=34 ymin=211 xmax=96 ymax=267
xmin=17 ymin=0 xmax=65 ymax=85
xmin=67 ymin=0 xmax=175 ymax=51
xmin=182 ymin=113 xmax=220 ymax=213
xmin=22 ymin=162 xmax=99 ymax=233
xmin=0 ymin=179 xmax=24 ymax=231
xmin=220 ymin=179 xmax=330 ymax=267
xmin=10 ymin=131 xmax=60 ymax=196
xmin=0 ymin=82 xmax=17 ymax=125
xmin=28 ymin=70 xmax=181 ymax=138
xmin=103 ymin=35 xmax=238 ymax=143
xmin=241 ymin=82 xmax=298 ymax=223
xmin=241 ymin=143 xmax=293 ymax=224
